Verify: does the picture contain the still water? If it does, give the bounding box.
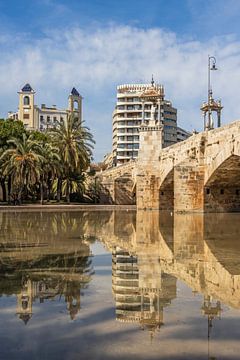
[0,210,240,360]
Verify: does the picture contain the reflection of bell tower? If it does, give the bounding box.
[16,279,33,325]
[65,282,81,320]
[68,87,82,122]
[18,83,36,129]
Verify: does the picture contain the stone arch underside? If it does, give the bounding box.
[159,169,174,210]
[204,155,240,212]
[114,176,135,205]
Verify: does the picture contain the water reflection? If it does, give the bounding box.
[0,211,109,324]
[97,211,240,334]
[0,210,240,358]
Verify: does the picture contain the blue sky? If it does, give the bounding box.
[1,0,240,160]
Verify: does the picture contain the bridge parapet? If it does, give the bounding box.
[99,120,240,212]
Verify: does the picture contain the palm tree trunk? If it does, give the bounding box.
[17,186,23,205]
[7,176,11,204]
[1,177,7,202]
[0,178,7,202]
[66,179,70,204]
[57,177,62,202]
[47,174,52,202]
[40,178,44,205]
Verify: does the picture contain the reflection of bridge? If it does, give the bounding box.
[99,120,240,212]
[94,211,240,312]
[1,210,240,329]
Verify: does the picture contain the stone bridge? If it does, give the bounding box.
[99,120,240,212]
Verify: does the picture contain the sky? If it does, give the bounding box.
[1,0,240,161]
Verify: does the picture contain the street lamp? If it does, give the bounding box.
[207,56,218,130]
[201,55,223,130]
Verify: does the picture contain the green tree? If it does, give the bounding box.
[48,113,94,203]
[0,134,44,204]
[39,142,61,204]
[0,119,26,202]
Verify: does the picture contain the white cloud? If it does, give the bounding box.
[1,25,240,160]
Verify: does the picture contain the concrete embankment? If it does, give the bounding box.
[0,204,136,212]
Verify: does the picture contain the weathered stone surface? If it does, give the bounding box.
[99,120,240,212]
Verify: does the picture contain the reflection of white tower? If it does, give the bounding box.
[112,247,176,337]
[16,279,34,325]
[68,87,82,122]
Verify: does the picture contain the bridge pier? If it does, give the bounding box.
[137,173,160,210]
[174,163,204,212]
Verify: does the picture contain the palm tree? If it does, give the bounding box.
[48,113,94,203]
[0,134,44,204]
[0,147,7,202]
[39,142,61,204]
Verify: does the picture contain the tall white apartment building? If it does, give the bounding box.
[112,80,190,166]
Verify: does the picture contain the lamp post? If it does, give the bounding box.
[207,55,218,130]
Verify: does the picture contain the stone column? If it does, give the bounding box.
[157,99,161,124]
[137,124,163,210]
[174,162,205,212]
[217,110,221,128]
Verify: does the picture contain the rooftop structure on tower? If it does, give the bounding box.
[8,84,83,130]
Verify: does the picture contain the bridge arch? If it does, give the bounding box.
[204,154,240,212]
[114,175,135,205]
[159,169,174,210]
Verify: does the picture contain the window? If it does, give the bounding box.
[206,188,210,195]
[47,116,50,123]
[236,189,240,195]
[74,100,79,110]
[53,117,57,123]
[60,117,64,123]
[118,105,125,110]
[40,115,44,122]
[23,114,29,119]
[220,189,224,195]
[23,96,30,105]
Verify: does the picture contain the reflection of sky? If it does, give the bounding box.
[1,212,240,359]
[1,275,240,360]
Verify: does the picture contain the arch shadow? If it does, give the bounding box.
[204,155,240,212]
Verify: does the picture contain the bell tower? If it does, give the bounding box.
[18,83,36,129]
[68,87,82,122]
